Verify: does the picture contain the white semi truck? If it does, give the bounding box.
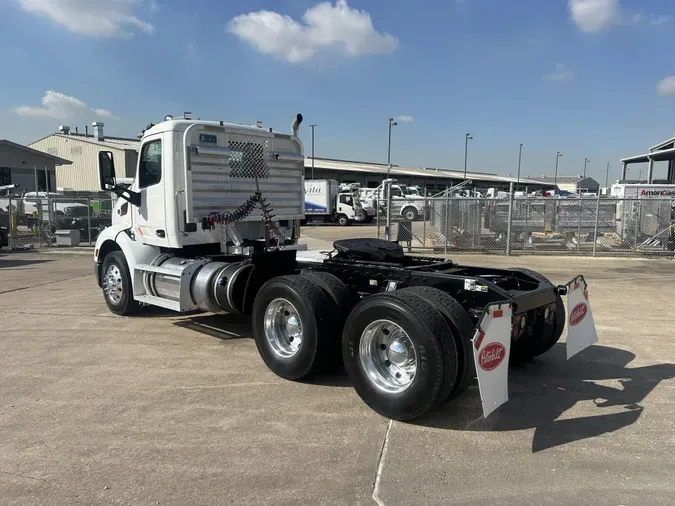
[304,179,374,226]
[93,113,598,421]
[361,183,429,221]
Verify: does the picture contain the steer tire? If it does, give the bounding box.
[101,251,140,316]
[252,275,338,380]
[402,207,418,222]
[395,286,475,401]
[342,291,459,421]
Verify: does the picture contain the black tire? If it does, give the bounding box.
[402,207,418,222]
[342,291,459,421]
[508,268,566,363]
[100,251,140,316]
[300,271,355,320]
[300,271,356,370]
[337,214,350,227]
[252,275,339,380]
[510,295,565,363]
[396,286,475,401]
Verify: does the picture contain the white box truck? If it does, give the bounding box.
[304,179,374,226]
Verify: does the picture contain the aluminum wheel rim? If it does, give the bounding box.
[359,320,417,394]
[263,298,303,358]
[103,264,123,305]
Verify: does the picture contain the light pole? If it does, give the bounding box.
[516,143,524,191]
[309,124,317,180]
[554,152,563,194]
[463,133,473,181]
[605,162,611,189]
[582,157,590,193]
[387,117,397,176]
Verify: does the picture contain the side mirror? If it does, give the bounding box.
[98,151,116,190]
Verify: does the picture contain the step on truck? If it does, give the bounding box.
[93,113,598,421]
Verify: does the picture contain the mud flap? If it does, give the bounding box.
[565,276,598,360]
[472,303,513,418]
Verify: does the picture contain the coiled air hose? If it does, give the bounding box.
[201,191,281,246]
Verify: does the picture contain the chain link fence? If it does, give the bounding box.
[0,196,114,250]
[377,195,675,258]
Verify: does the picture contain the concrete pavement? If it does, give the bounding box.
[1,231,674,505]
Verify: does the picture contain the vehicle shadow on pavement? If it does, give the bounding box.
[0,256,54,268]
[420,344,675,453]
[173,313,252,340]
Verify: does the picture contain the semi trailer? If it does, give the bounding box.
[93,113,598,420]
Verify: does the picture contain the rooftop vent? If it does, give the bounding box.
[92,122,104,141]
[59,125,71,135]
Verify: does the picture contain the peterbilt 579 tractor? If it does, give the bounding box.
[93,113,598,421]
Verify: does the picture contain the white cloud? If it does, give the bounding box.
[569,0,670,33]
[568,0,620,33]
[228,0,398,63]
[657,77,675,97]
[18,0,154,37]
[543,63,575,82]
[13,91,116,119]
[395,115,414,123]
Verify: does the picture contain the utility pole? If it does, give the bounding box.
[554,151,563,193]
[516,143,524,192]
[463,133,473,181]
[309,124,317,180]
[387,117,397,176]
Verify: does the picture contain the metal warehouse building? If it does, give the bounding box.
[27,123,551,193]
[29,123,139,192]
[0,139,71,193]
[306,157,552,193]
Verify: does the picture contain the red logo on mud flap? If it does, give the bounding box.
[569,303,588,326]
[479,342,506,371]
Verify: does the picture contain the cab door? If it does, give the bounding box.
[133,134,167,245]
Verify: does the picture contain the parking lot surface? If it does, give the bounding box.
[1,228,674,505]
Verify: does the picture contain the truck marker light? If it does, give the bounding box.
[474,329,485,350]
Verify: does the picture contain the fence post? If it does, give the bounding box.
[8,197,13,250]
[385,184,393,241]
[592,195,600,257]
[422,195,427,248]
[506,182,514,255]
[635,199,641,252]
[577,198,582,251]
[37,199,42,248]
[376,198,380,240]
[87,197,92,247]
[444,187,450,255]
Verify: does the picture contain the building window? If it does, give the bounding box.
[0,167,10,186]
[139,140,162,188]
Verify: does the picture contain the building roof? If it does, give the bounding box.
[622,146,675,164]
[307,157,555,186]
[650,135,675,152]
[0,139,72,165]
[30,133,140,151]
[527,175,598,184]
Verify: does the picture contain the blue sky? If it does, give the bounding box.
[1,0,674,182]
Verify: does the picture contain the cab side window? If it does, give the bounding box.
[139,140,162,188]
